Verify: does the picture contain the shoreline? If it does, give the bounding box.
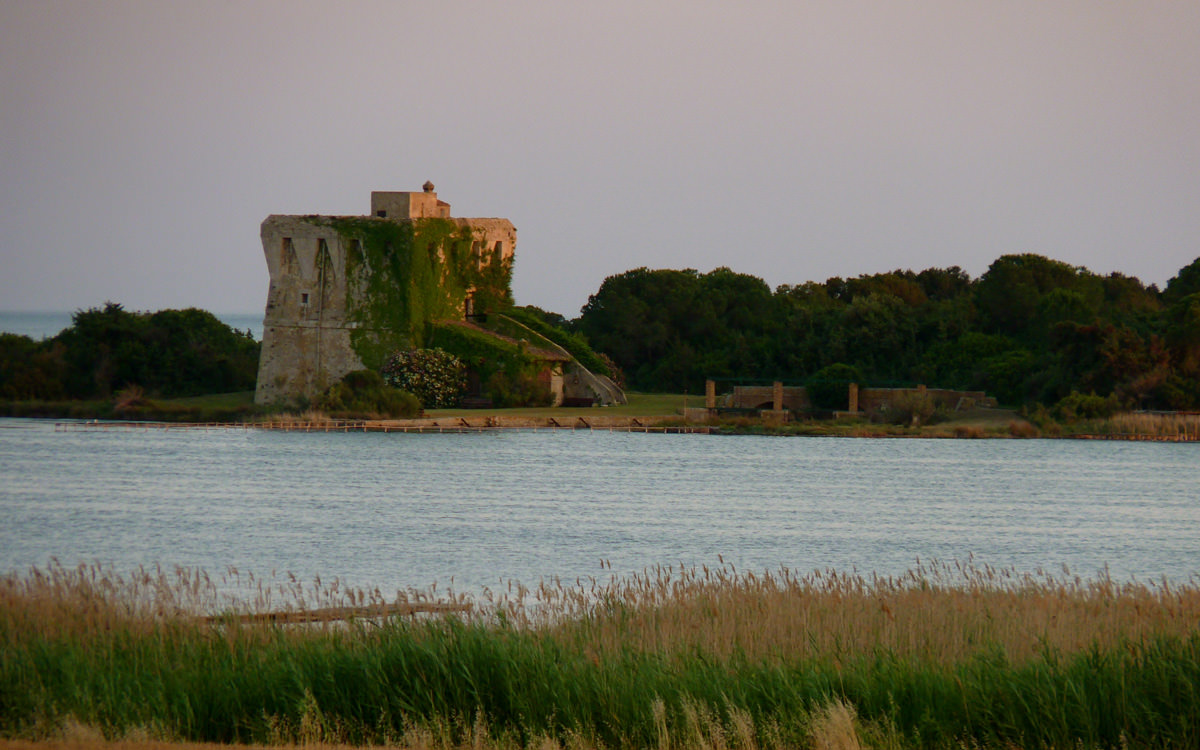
[42,414,1200,441]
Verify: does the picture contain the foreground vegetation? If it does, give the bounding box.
[3,560,1199,749]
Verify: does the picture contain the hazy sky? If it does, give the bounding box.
[3,1,1198,318]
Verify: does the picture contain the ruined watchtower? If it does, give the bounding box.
[255,185,515,404]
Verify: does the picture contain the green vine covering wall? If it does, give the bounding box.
[493,309,611,376]
[310,217,513,370]
[427,323,554,407]
[427,323,538,384]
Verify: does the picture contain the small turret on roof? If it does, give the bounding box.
[371,183,451,219]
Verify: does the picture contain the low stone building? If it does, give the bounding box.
[255,184,516,404]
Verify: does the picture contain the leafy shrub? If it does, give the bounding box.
[880,391,946,426]
[1008,420,1040,438]
[1155,374,1200,411]
[0,334,67,400]
[597,352,626,389]
[316,370,420,418]
[113,384,149,412]
[1020,403,1062,435]
[1052,390,1121,422]
[806,363,864,410]
[380,349,467,409]
[485,370,554,408]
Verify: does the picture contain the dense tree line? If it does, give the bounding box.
[0,303,260,401]
[571,254,1200,409]
[4,254,1197,412]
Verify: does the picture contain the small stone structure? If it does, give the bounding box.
[255,185,515,404]
[717,381,995,418]
[726,384,810,413]
[858,385,993,413]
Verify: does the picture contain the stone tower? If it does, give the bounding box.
[255,186,515,405]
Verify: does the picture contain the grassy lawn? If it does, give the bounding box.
[159,391,256,409]
[428,392,691,419]
[0,392,259,422]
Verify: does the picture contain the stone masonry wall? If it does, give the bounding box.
[726,383,993,414]
[256,216,357,404]
[858,387,993,412]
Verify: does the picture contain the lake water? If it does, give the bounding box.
[0,311,263,341]
[2,418,1196,598]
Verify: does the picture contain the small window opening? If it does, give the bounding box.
[300,293,310,305]
[376,210,387,218]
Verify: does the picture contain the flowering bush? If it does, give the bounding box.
[381,348,467,409]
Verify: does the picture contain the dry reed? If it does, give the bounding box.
[7,557,1199,666]
[490,557,1200,668]
[5,559,1200,748]
[1099,412,1200,438]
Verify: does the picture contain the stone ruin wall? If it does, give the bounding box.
[725,383,995,414]
[727,385,810,411]
[857,387,994,412]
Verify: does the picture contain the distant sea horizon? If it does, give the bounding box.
[0,310,264,342]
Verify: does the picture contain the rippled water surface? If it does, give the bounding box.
[1,418,1196,591]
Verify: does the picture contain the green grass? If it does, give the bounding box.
[158,391,256,410]
[4,561,1200,748]
[0,392,258,422]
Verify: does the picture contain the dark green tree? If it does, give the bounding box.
[1163,257,1200,305]
[806,363,864,411]
[50,303,259,399]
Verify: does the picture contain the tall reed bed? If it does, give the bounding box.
[1098,412,1200,438]
[3,559,1199,749]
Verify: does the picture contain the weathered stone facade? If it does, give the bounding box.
[255,186,515,405]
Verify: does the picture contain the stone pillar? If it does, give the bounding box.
[705,379,716,410]
[772,381,783,411]
[848,382,859,413]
